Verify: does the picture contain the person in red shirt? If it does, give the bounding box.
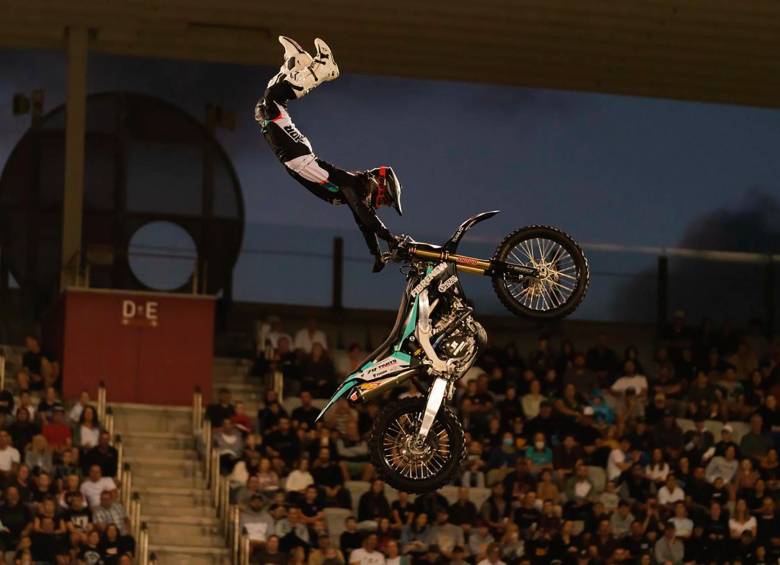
[41,406,72,455]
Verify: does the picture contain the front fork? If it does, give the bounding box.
[418,376,456,440]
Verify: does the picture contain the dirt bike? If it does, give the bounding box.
[316,211,589,493]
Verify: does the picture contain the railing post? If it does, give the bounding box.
[766,256,775,337]
[121,464,132,509]
[0,355,5,392]
[97,382,106,423]
[241,528,250,565]
[105,407,114,440]
[232,505,240,564]
[115,436,123,484]
[193,386,203,435]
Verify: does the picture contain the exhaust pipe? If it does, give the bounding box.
[349,369,418,403]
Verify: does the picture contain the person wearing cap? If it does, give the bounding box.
[654,521,684,565]
[714,424,740,457]
[239,493,274,549]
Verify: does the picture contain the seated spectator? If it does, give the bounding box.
[21,336,54,391]
[682,414,715,464]
[339,516,363,557]
[657,474,685,507]
[390,491,414,531]
[73,405,100,450]
[553,434,585,481]
[447,487,477,535]
[734,458,760,496]
[357,479,390,523]
[729,498,758,540]
[290,391,319,431]
[401,513,431,555]
[521,379,545,420]
[8,407,37,457]
[41,407,71,455]
[740,413,773,462]
[335,421,371,481]
[81,431,118,478]
[24,435,52,474]
[645,448,671,486]
[670,501,694,539]
[654,522,684,565]
[80,465,116,509]
[0,386,14,427]
[652,412,684,460]
[285,457,313,496]
[611,359,648,396]
[0,429,21,479]
[477,542,506,565]
[30,515,67,563]
[255,533,287,565]
[230,401,252,436]
[277,506,311,552]
[606,437,632,482]
[525,432,552,473]
[92,490,129,535]
[349,533,384,565]
[30,472,55,511]
[264,416,301,463]
[427,508,464,561]
[206,388,235,429]
[298,485,324,526]
[36,387,60,425]
[99,523,135,563]
[62,491,92,540]
[487,432,520,470]
[480,483,511,536]
[239,493,274,550]
[564,352,598,399]
[0,486,33,550]
[68,390,91,424]
[294,318,328,354]
[214,419,244,474]
[311,448,350,509]
[300,342,336,397]
[706,445,739,484]
[536,469,560,503]
[256,457,280,493]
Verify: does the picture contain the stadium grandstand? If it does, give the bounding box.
[2,1,780,565]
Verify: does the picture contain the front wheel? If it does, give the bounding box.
[369,397,465,494]
[491,225,589,320]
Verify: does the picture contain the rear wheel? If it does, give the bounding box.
[369,397,465,494]
[491,225,589,319]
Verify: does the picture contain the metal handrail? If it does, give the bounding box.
[0,354,5,391]
[238,527,251,565]
[115,435,123,485]
[120,463,132,510]
[192,386,203,434]
[97,382,107,423]
[138,522,150,565]
[105,407,115,440]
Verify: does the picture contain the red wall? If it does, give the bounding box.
[56,289,214,405]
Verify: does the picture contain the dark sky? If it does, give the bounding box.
[1,48,779,315]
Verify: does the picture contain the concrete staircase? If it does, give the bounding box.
[213,358,261,414]
[112,404,230,565]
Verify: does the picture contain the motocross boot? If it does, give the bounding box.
[268,36,339,98]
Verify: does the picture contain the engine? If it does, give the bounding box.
[432,309,487,377]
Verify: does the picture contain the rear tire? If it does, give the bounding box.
[491,225,589,320]
[369,397,465,494]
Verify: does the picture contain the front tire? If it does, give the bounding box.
[369,397,465,494]
[491,225,589,320]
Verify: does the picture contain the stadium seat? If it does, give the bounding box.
[587,466,606,494]
[345,480,371,512]
[468,487,492,509]
[704,420,724,438]
[324,507,352,541]
[439,485,459,505]
[486,467,509,487]
[727,421,750,443]
[283,396,302,414]
[676,418,695,433]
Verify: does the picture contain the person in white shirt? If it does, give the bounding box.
[521,379,546,420]
[657,475,685,507]
[80,464,117,508]
[607,437,632,481]
[645,448,671,485]
[68,390,91,423]
[0,431,20,475]
[477,542,507,565]
[729,499,758,539]
[669,502,694,539]
[349,534,386,565]
[611,360,648,396]
[285,458,314,493]
[294,318,328,353]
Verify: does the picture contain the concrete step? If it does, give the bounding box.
[123,446,198,461]
[121,432,195,451]
[150,545,230,565]
[145,517,223,546]
[125,462,202,481]
[111,404,193,434]
[211,373,254,385]
[133,474,207,489]
[136,486,213,507]
[143,503,217,518]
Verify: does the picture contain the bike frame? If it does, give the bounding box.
[316,210,516,428]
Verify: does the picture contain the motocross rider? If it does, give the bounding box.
[255,36,403,272]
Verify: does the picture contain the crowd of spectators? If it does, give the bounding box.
[210,312,780,564]
[0,337,130,564]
